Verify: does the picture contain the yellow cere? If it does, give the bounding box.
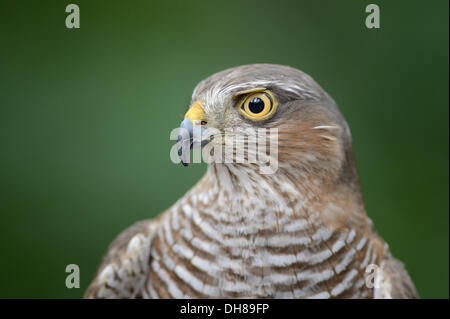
[184,100,207,124]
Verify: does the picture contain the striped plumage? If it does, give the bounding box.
[85,64,417,299]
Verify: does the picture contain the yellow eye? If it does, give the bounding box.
[239,90,277,121]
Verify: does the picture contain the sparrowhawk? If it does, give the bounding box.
[85,64,418,299]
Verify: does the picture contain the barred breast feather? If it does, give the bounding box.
[85,164,417,299]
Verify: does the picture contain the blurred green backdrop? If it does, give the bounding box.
[0,0,448,298]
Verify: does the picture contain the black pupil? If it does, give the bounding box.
[248,97,265,114]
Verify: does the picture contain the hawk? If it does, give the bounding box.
[85,64,418,298]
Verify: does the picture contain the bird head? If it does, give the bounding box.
[177,64,357,187]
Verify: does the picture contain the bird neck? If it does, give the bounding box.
[196,163,317,224]
[191,162,368,233]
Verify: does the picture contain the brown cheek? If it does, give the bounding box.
[276,120,344,172]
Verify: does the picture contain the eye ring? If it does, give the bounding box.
[239,90,277,121]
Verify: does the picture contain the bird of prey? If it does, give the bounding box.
[85,64,417,299]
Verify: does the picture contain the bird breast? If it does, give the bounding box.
[145,166,379,298]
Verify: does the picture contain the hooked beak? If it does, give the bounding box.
[177,101,208,166]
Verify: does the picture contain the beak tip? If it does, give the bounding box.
[177,118,194,165]
[177,114,209,167]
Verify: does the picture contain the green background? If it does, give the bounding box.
[0,0,448,298]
